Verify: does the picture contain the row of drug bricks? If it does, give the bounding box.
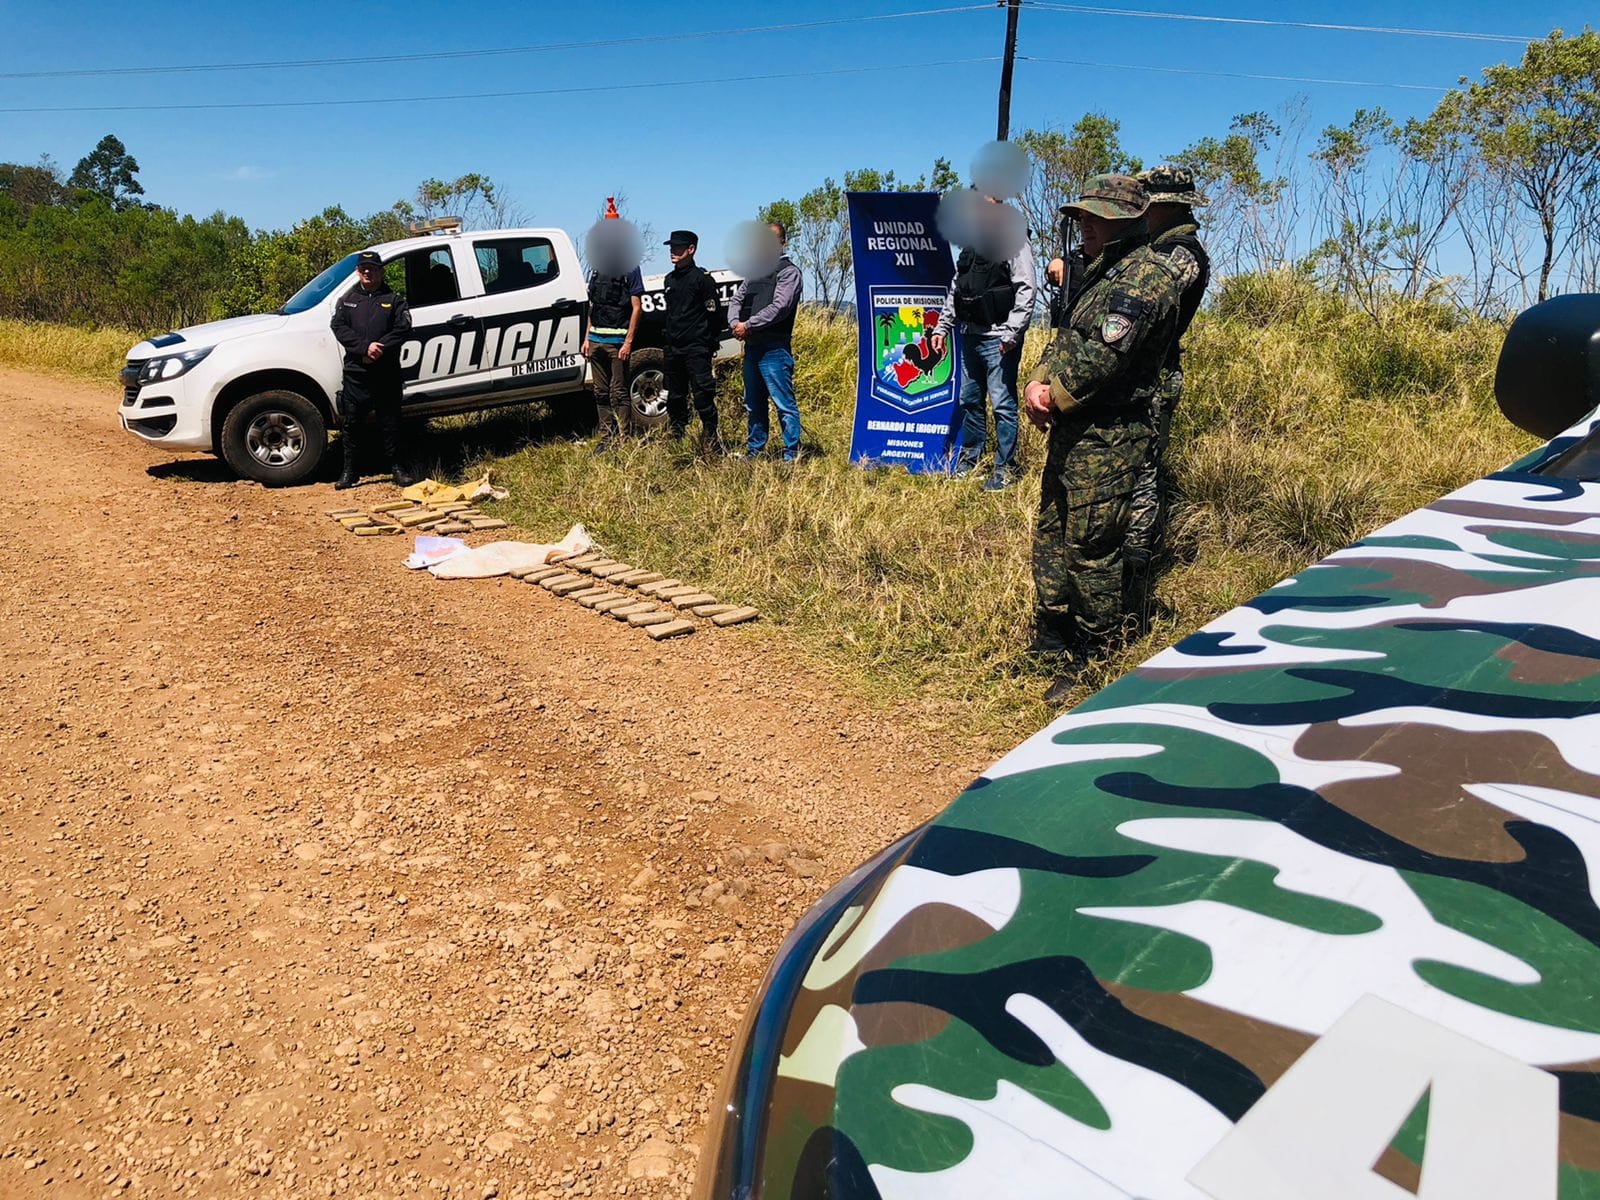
[326,500,508,535]
[516,551,760,642]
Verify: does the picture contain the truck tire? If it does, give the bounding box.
[624,348,671,433]
[219,389,327,486]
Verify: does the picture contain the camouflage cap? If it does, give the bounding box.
[1059,174,1149,221]
[1138,164,1209,207]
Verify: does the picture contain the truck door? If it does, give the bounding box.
[468,234,586,398]
[389,243,486,407]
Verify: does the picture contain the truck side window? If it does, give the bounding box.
[476,237,559,296]
[396,247,460,308]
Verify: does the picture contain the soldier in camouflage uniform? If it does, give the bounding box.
[1023,175,1184,702]
[1124,165,1211,588]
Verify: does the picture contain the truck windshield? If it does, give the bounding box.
[278,252,359,315]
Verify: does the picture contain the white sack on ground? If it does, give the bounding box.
[425,523,593,579]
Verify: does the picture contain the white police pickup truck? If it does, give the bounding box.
[118,224,741,485]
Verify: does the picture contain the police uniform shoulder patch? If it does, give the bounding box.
[1166,244,1201,289]
[1101,291,1149,348]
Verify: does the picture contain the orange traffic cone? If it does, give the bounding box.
[603,196,620,220]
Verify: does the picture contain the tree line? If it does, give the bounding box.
[2,30,1595,333]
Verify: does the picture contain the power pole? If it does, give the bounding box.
[996,0,1022,141]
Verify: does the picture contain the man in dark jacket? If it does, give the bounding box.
[727,221,804,461]
[330,250,414,489]
[1023,175,1184,702]
[661,230,723,446]
[1124,164,1211,577]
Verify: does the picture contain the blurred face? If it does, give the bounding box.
[355,262,383,288]
[769,223,786,248]
[670,243,696,265]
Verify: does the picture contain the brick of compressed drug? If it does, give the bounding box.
[427,501,473,513]
[522,566,566,583]
[711,606,760,627]
[352,525,388,536]
[590,562,634,579]
[468,518,508,530]
[327,508,365,519]
[636,578,681,596]
[611,602,658,619]
[593,596,638,613]
[656,585,702,600]
[689,604,737,617]
[577,591,625,609]
[434,521,470,534]
[566,585,612,601]
[552,580,602,597]
[627,610,675,627]
[670,592,718,609]
[614,570,662,586]
[370,501,412,514]
[645,619,696,641]
[397,510,440,527]
[565,552,605,568]
[540,574,585,591]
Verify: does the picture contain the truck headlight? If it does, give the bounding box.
[138,346,212,383]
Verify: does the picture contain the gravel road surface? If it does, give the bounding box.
[0,370,990,1198]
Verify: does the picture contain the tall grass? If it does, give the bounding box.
[3,282,1531,742]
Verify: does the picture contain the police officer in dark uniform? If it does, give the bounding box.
[331,250,415,489]
[661,230,723,446]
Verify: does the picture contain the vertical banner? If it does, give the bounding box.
[846,191,962,472]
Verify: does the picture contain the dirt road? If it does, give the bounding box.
[0,370,990,1198]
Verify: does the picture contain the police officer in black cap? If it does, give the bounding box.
[331,250,415,488]
[661,230,723,446]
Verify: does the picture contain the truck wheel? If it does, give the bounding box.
[625,348,671,433]
[220,389,327,486]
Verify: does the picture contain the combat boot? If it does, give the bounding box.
[335,434,360,490]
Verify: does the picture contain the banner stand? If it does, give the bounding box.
[845,192,964,473]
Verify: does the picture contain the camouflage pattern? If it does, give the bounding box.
[699,406,1600,1199]
[1059,173,1150,222]
[1029,232,1183,654]
[1139,163,1211,208]
[1125,365,1184,572]
[1127,219,1210,569]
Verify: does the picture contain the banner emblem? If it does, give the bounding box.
[870,287,955,411]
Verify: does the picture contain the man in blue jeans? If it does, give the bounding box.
[931,203,1038,490]
[728,222,804,462]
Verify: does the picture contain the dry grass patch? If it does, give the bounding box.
[0,318,137,381]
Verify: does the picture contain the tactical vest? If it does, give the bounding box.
[587,273,632,334]
[737,257,798,347]
[1150,225,1210,369]
[953,249,1017,328]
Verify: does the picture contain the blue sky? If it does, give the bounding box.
[2,1,1592,272]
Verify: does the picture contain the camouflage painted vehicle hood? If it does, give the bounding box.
[701,409,1600,1199]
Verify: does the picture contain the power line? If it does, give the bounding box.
[1023,2,1537,45]
[1020,53,1450,92]
[0,57,1002,114]
[0,4,993,81]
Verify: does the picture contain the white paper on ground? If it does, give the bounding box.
[404,536,469,570]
